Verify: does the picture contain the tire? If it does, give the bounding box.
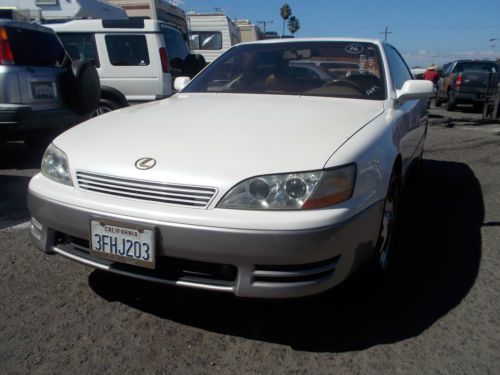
[183,54,207,78]
[61,61,100,115]
[446,90,456,111]
[372,173,400,272]
[93,98,122,117]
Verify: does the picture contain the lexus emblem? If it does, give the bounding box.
[135,157,156,170]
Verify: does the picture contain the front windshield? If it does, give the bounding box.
[184,41,386,100]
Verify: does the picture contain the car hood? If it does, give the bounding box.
[55,93,384,192]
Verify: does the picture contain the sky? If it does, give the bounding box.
[178,0,500,68]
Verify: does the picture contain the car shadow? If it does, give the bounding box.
[0,142,44,170]
[0,174,32,229]
[89,159,483,352]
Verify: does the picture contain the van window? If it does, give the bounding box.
[57,33,99,67]
[105,35,149,66]
[6,27,66,67]
[161,26,189,66]
[189,32,222,50]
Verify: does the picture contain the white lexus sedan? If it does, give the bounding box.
[28,38,433,298]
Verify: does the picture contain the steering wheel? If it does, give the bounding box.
[322,79,364,94]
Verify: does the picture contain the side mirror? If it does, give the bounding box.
[174,76,191,91]
[396,80,434,103]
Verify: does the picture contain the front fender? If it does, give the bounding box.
[324,110,398,215]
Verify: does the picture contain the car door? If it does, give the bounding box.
[385,45,428,174]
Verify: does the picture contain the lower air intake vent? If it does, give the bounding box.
[253,256,340,283]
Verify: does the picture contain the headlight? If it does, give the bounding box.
[218,164,356,210]
[41,143,73,186]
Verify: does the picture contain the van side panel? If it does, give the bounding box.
[95,33,168,101]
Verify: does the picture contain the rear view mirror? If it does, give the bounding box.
[396,80,434,103]
[174,76,191,91]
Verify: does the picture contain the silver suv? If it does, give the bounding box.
[48,19,206,114]
[0,20,99,148]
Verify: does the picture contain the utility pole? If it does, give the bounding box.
[379,26,393,41]
[256,20,273,33]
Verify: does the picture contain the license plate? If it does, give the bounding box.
[31,82,54,99]
[90,220,155,269]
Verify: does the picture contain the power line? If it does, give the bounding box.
[256,20,273,33]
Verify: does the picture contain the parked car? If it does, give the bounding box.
[47,19,206,115]
[410,68,426,79]
[28,38,433,298]
[435,59,499,111]
[0,20,99,148]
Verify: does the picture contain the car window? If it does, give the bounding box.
[105,35,149,66]
[189,32,223,50]
[161,26,189,66]
[384,46,412,90]
[5,27,66,67]
[57,33,99,67]
[456,62,497,73]
[184,41,386,100]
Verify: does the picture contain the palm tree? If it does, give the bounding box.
[288,16,300,36]
[280,3,292,37]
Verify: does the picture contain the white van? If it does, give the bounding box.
[48,19,205,114]
[187,14,240,63]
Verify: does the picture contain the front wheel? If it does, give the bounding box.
[373,174,400,272]
[446,91,456,111]
[93,99,122,117]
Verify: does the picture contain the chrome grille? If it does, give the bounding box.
[76,171,217,208]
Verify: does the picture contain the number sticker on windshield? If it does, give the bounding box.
[345,44,364,54]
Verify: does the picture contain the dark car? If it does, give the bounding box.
[0,20,99,148]
[435,60,499,111]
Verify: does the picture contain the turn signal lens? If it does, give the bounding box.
[303,165,356,209]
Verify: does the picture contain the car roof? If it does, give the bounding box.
[239,37,384,47]
[46,19,175,33]
[0,19,56,34]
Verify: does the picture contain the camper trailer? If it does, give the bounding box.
[235,19,262,43]
[1,0,127,22]
[187,13,240,63]
[108,0,188,36]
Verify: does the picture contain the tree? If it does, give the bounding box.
[280,3,292,37]
[287,16,300,36]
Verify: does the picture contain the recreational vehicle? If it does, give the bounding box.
[235,19,262,42]
[187,13,241,63]
[1,0,127,22]
[108,0,188,36]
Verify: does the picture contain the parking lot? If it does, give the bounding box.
[1,106,499,374]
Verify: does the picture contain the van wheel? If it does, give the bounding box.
[93,99,121,116]
[372,174,400,272]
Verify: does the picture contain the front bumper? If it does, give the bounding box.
[28,190,383,298]
[454,90,487,104]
